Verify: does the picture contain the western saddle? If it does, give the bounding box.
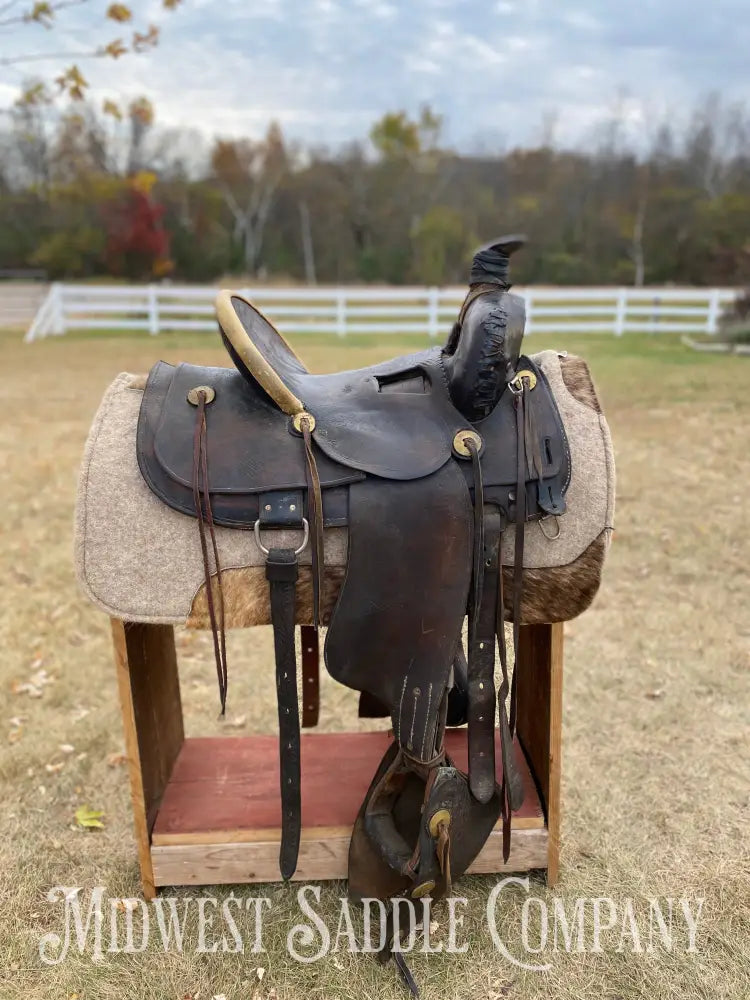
[136,238,570,991]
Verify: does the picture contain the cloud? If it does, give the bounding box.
[3,0,749,150]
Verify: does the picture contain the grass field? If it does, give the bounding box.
[1,326,749,1000]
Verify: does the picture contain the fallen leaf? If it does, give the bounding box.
[225,715,247,728]
[75,805,105,830]
[71,708,90,723]
[256,967,265,981]
[107,751,127,767]
[45,762,65,774]
[76,752,88,761]
[645,689,665,699]
[59,744,75,754]
[9,716,24,728]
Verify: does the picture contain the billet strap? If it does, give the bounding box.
[266,548,302,880]
[300,625,319,728]
[466,506,502,805]
[191,391,228,713]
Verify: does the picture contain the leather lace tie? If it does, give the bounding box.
[192,390,228,713]
[495,376,532,861]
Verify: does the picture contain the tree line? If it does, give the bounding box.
[1,96,749,286]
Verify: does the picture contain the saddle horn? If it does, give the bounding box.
[443,235,527,422]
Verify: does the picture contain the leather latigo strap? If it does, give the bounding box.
[467,506,503,805]
[266,547,302,880]
[300,625,319,728]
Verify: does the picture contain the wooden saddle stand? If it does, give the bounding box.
[96,239,610,994]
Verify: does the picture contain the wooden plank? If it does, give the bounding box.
[151,828,549,887]
[547,622,564,886]
[111,619,184,899]
[152,731,544,844]
[514,621,564,886]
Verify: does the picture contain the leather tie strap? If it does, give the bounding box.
[465,436,485,650]
[192,392,228,713]
[494,378,531,862]
[266,547,302,880]
[510,382,529,736]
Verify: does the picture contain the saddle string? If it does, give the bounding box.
[301,417,324,629]
[496,519,513,861]
[510,381,529,737]
[192,392,228,713]
[494,376,533,860]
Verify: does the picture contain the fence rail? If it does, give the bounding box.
[24,283,738,342]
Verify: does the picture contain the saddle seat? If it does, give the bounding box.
[138,292,569,528]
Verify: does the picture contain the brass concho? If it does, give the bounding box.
[411,879,436,899]
[509,369,537,393]
[187,385,216,405]
[291,410,316,433]
[452,429,483,459]
[428,808,451,838]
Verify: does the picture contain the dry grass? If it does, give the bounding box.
[1,326,749,1000]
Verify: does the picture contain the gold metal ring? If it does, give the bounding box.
[428,808,451,838]
[509,369,537,393]
[292,410,316,433]
[452,429,482,458]
[187,385,216,405]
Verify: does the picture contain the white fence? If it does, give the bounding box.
[24,282,738,342]
[1,281,50,328]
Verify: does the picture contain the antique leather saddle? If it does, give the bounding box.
[137,239,570,990]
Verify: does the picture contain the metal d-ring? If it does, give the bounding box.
[254,517,309,556]
[538,514,561,540]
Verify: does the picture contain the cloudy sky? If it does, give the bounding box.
[3,0,749,150]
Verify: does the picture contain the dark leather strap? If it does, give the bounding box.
[467,506,502,804]
[300,625,319,728]
[266,548,301,880]
[191,392,228,712]
[301,418,324,627]
[494,379,532,862]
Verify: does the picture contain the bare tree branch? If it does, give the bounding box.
[0,0,89,29]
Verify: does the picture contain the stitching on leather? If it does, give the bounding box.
[408,688,420,750]
[420,682,433,758]
[396,675,408,742]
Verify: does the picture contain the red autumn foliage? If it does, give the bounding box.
[103,187,172,279]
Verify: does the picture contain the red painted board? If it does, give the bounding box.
[152,730,543,839]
